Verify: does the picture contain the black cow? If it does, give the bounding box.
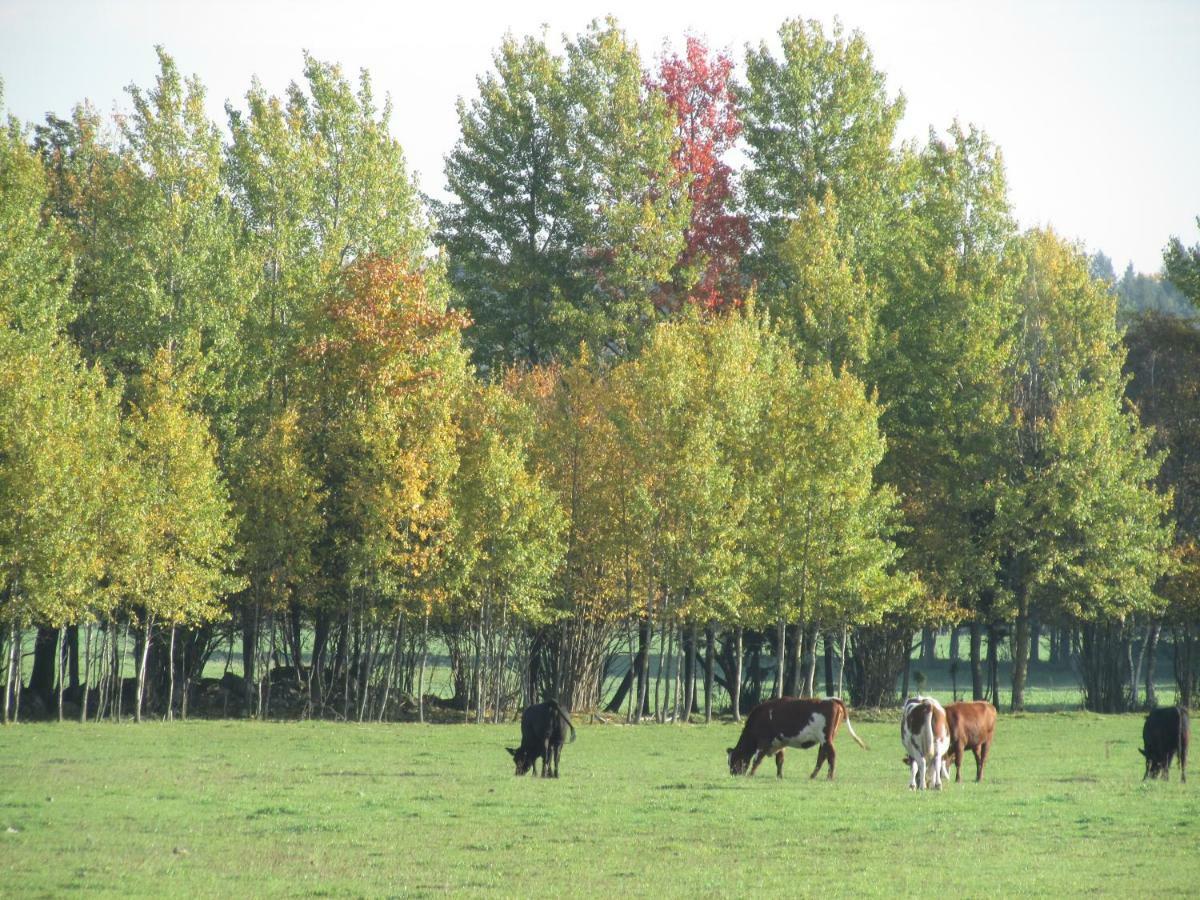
[507,700,576,777]
[1140,706,1189,782]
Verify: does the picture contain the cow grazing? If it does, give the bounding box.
[1140,706,1189,783]
[507,700,576,778]
[944,700,997,783]
[901,697,950,790]
[726,697,868,780]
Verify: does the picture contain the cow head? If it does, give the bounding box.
[507,746,534,776]
[727,746,752,776]
[1139,747,1168,780]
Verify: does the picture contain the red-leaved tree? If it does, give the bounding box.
[651,36,748,312]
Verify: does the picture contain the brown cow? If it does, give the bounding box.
[944,700,997,783]
[726,697,868,779]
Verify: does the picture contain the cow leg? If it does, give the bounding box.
[809,744,826,779]
[931,753,943,790]
[775,751,785,779]
[748,749,767,777]
[1180,744,1187,783]
[825,743,837,780]
[541,739,552,778]
[974,744,987,782]
[909,757,920,790]
[953,747,964,783]
[1164,752,1173,781]
[552,742,562,778]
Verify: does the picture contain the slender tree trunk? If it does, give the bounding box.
[117,621,128,723]
[57,625,66,722]
[803,625,819,698]
[774,618,786,699]
[921,627,936,662]
[970,622,984,701]
[1011,589,1030,712]
[1145,622,1161,708]
[135,615,153,724]
[1030,620,1042,664]
[654,616,669,722]
[634,616,651,722]
[783,622,801,697]
[824,633,834,697]
[81,623,92,724]
[167,625,176,722]
[417,612,429,724]
[733,626,744,721]
[704,623,714,723]
[837,625,848,699]
[1130,627,1146,710]
[949,627,961,664]
[4,622,17,725]
[987,625,1001,705]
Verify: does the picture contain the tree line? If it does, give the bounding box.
[2,17,1199,724]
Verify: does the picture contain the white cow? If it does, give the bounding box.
[900,696,950,790]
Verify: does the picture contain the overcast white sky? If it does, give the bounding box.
[2,0,1197,272]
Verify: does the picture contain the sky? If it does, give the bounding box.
[1,0,1197,273]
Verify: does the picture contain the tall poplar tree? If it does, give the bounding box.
[439,19,689,367]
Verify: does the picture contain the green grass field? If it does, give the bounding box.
[2,713,1198,897]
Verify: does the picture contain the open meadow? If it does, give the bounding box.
[1,713,1197,897]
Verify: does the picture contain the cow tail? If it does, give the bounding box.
[837,699,868,750]
[560,703,577,743]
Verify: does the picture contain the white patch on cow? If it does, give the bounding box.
[767,712,827,754]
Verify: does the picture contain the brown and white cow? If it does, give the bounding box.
[726,697,868,779]
[943,700,997,783]
[900,696,950,790]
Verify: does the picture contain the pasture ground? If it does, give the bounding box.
[1,712,1197,896]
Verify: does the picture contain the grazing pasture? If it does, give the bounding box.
[1,713,1197,896]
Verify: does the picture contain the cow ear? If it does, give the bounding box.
[726,747,734,754]
[506,747,516,757]
[1138,748,1147,757]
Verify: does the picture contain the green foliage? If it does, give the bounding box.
[439,19,689,366]
[874,123,1017,612]
[448,383,565,623]
[0,109,74,334]
[121,351,242,627]
[741,17,904,286]
[0,331,124,627]
[66,49,256,446]
[993,230,1172,623]
[225,52,429,420]
[765,192,879,372]
[1162,216,1200,309]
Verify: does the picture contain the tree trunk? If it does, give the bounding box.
[803,625,818,697]
[1011,588,1030,712]
[774,618,786,699]
[920,627,936,662]
[135,616,153,723]
[1145,622,1161,708]
[166,625,177,721]
[1030,620,1041,664]
[970,622,984,701]
[634,616,651,722]
[949,627,960,663]
[417,612,430,724]
[987,625,1001,705]
[29,626,59,703]
[703,624,715,723]
[81,623,92,724]
[67,625,80,693]
[823,633,834,697]
[681,621,696,720]
[784,622,802,697]
[733,626,743,721]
